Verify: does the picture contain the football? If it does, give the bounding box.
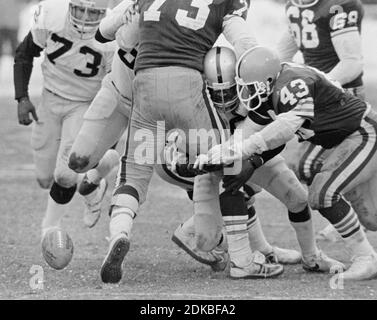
[41,228,74,270]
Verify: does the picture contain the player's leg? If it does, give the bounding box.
[31,90,61,190]
[345,175,377,232]
[250,156,344,272]
[220,190,284,279]
[32,91,63,236]
[69,78,129,227]
[69,76,129,173]
[155,145,230,269]
[101,70,163,284]
[309,113,377,280]
[317,85,367,241]
[42,100,88,236]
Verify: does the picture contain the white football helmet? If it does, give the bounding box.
[69,0,109,39]
[291,0,319,8]
[204,46,238,113]
[235,46,281,113]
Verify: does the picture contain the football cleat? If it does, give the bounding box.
[230,251,284,279]
[82,178,108,228]
[100,232,130,284]
[210,245,230,272]
[342,254,377,281]
[265,246,302,265]
[302,250,345,273]
[172,224,227,269]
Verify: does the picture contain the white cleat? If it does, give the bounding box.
[230,251,284,279]
[342,254,377,281]
[302,250,345,273]
[100,232,130,284]
[172,224,228,270]
[265,246,302,265]
[83,178,108,228]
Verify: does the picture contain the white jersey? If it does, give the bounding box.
[108,45,136,102]
[31,0,115,102]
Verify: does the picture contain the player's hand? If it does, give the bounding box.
[194,154,210,171]
[175,163,204,177]
[222,157,263,194]
[122,2,139,25]
[17,97,38,126]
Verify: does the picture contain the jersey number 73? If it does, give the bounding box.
[47,33,102,78]
[143,0,214,31]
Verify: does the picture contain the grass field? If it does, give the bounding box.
[1,0,377,301]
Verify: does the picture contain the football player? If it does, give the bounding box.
[195,46,377,281]
[14,0,117,236]
[277,0,365,240]
[174,46,343,278]
[100,0,290,284]
[69,0,229,268]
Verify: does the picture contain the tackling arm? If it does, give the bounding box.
[199,111,305,168]
[242,112,305,157]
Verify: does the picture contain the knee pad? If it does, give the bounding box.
[50,182,77,205]
[68,152,91,173]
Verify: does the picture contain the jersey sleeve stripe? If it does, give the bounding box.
[331,27,359,38]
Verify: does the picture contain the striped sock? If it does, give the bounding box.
[320,199,375,257]
[247,206,272,255]
[289,206,318,258]
[224,215,252,267]
[332,208,361,239]
[220,191,252,267]
[319,198,360,238]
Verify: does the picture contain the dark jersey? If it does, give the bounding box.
[285,0,364,88]
[135,0,249,73]
[272,63,367,149]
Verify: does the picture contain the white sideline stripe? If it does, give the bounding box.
[16,291,285,300]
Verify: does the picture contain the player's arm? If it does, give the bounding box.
[276,29,299,62]
[327,2,364,85]
[241,112,305,156]
[96,0,139,43]
[222,0,258,58]
[14,31,43,125]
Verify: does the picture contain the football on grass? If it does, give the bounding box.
[42,227,74,270]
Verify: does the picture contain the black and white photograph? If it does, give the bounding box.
[1,0,377,305]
